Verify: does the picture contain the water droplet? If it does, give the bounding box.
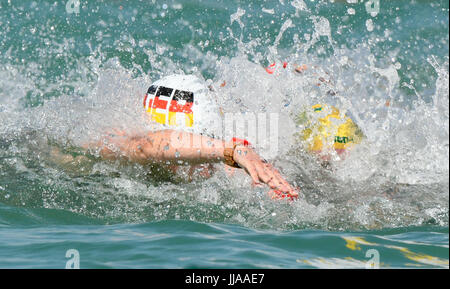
[366,19,374,32]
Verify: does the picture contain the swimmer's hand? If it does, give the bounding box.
[232,145,299,200]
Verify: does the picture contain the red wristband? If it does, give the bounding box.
[232,137,251,147]
[223,138,251,168]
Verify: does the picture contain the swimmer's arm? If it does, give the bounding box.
[90,129,299,198]
[139,130,228,164]
[93,129,226,165]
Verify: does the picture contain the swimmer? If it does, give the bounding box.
[296,103,365,163]
[85,74,299,200]
[262,61,365,160]
[217,61,365,163]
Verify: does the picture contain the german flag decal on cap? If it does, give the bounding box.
[144,85,194,127]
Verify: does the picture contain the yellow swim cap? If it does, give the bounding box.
[297,104,364,156]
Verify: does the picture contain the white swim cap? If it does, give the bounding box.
[143,74,223,137]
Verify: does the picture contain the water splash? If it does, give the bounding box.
[0,0,448,231]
